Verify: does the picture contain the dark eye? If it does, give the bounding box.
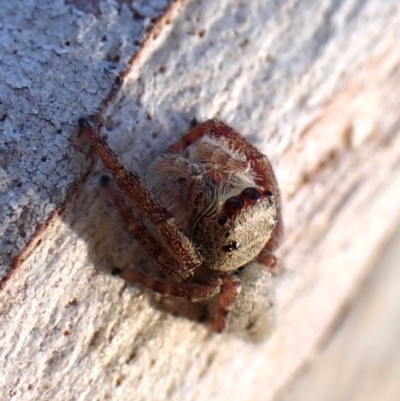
[218,216,228,226]
[242,187,260,201]
[264,190,273,197]
[225,196,244,212]
[222,241,239,252]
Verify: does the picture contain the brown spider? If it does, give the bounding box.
[79,118,283,341]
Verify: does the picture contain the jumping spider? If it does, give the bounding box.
[79,118,283,341]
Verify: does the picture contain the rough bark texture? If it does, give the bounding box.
[1,0,400,400]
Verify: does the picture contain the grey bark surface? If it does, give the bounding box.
[0,0,170,277]
[1,0,400,400]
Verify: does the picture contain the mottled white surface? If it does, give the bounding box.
[1,0,400,400]
[0,0,169,276]
[279,226,400,401]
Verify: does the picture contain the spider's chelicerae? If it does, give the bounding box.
[79,118,283,341]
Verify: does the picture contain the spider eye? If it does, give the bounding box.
[242,187,260,201]
[264,190,273,197]
[225,196,244,212]
[218,216,228,226]
[222,241,239,252]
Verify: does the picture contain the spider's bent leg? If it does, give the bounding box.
[79,119,202,272]
[207,275,241,333]
[208,262,274,341]
[115,268,222,302]
[256,245,283,276]
[101,176,192,282]
[166,120,217,154]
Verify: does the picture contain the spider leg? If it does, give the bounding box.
[209,262,274,341]
[207,275,241,333]
[79,118,202,273]
[101,176,193,282]
[256,245,282,275]
[166,120,217,154]
[115,268,222,302]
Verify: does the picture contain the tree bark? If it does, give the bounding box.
[1,0,400,400]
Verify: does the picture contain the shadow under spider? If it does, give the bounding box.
[62,172,208,325]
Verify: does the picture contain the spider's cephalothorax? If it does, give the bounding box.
[79,118,283,341]
[150,131,278,272]
[192,186,277,272]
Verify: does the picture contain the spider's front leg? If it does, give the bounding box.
[78,118,202,276]
[208,262,274,341]
[100,176,193,282]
